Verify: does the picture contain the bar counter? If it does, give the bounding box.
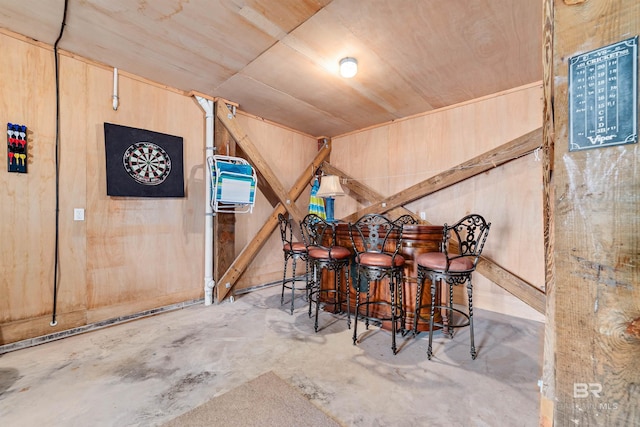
[321,222,444,332]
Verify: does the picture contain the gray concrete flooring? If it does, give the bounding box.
[0,284,544,426]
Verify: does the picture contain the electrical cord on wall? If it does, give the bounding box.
[51,0,69,327]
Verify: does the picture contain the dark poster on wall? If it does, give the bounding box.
[104,123,185,197]
[568,36,638,151]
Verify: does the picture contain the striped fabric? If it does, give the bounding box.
[309,177,326,219]
[208,155,257,213]
[214,163,256,204]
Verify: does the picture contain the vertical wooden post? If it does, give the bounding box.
[547,1,640,425]
[213,107,236,286]
[540,0,556,424]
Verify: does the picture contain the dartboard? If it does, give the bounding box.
[123,142,172,185]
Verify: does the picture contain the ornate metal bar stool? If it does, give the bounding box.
[392,214,419,226]
[349,214,406,354]
[278,213,309,315]
[413,214,490,360]
[300,214,352,332]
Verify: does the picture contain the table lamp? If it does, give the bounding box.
[316,175,345,222]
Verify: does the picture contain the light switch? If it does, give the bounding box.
[74,208,85,221]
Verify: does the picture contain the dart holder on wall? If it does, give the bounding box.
[7,123,28,173]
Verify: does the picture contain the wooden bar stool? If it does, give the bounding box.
[300,214,352,332]
[414,214,490,359]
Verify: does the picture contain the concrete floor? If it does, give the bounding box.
[0,284,544,427]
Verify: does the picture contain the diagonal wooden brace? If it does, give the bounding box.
[321,130,545,314]
[341,127,542,223]
[216,102,308,224]
[213,126,332,302]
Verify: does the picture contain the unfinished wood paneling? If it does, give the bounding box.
[546,0,640,425]
[0,35,58,326]
[0,33,205,343]
[332,84,545,320]
[0,31,322,344]
[84,66,204,315]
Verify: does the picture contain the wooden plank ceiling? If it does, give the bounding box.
[0,0,542,137]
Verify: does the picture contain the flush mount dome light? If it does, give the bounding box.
[339,57,358,78]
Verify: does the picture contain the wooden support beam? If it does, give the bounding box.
[215,204,286,301]
[343,127,543,223]
[321,162,415,219]
[215,102,306,224]
[215,141,332,302]
[213,116,237,284]
[540,0,556,423]
[323,149,545,314]
[475,258,546,314]
[239,145,280,208]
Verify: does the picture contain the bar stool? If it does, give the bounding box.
[392,214,419,226]
[278,213,309,315]
[349,214,406,354]
[414,214,490,360]
[300,214,352,332]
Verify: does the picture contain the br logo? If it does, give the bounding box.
[574,383,602,398]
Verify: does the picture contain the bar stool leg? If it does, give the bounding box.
[467,280,477,359]
[308,261,318,318]
[365,284,371,330]
[427,276,437,360]
[446,281,455,338]
[313,266,324,333]
[390,276,397,355]
[289,256,298,315]
[304,255,310,301]
[396,271,405,334]
[281,255,289,307]
[352,271,361,345]
[352,298,359,344]
[344,269,351,329]
[413,272,424,337]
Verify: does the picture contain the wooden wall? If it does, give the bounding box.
[1,27,547,347]
[0,31,317,345]
[332,84,545,321]
[541,1,640,425]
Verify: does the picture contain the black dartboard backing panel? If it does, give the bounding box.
[104,123,185,197]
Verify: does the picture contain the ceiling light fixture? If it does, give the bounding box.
[339,57,358,78]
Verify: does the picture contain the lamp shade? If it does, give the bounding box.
[316,175,345,198]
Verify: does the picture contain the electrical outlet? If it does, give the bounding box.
[74,208,85,221]
[420,212,426,220]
